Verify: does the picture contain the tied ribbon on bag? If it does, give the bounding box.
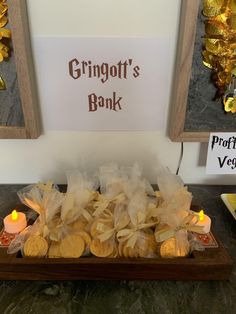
[8,180,63,253]
[117,222,157,249]
[95,220,115,242]
[36,183,66,241]
[116,211,157,249]
[53,191,94,241]
[37,181,64,224]
[93,195,110,217]
[19,182,64,240]
[61,170,99,223]
[95,205,130,242]
[146,203,160,220]
[23,181,54,217]
[155,213,204,243]
[93,192,127,217]
[43,219,71,242]
[61,192,93,224]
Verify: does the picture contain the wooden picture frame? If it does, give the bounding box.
[169,0,236,142]
[169,0,201,142]
[0,0,41,139]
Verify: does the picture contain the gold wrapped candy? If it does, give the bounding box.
[0,0,11,90]
[0,0,10,60]
[202,0,236,112]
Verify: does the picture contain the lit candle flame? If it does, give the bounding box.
[199,210,204,222]
[11,209,18,221]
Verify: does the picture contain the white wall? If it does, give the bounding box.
[0,0,234,184]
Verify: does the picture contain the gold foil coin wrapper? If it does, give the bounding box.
[23,235,48,258]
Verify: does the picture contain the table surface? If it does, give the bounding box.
[0,184,235,314]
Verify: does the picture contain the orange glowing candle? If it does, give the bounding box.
[11,209,18,221]
[199,210,204,221]
[196,209,211,234]
[3,209,27,234]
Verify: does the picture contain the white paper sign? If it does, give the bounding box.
[33,37,172,131]
[206,133,236,174]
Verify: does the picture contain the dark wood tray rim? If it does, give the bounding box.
[0,237,233,281]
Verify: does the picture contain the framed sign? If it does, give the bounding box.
[34,37,170,131]
[0,0,40,139]
[169,0,236,142]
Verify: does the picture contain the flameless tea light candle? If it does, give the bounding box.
[3,209,27,234]
[196,210,211,234]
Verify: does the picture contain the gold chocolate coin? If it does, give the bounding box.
[77,231,91,255]
[90,219,113,238]
[48,241,62,258]
[77,231,91,247]
[24,235,48,257]
[160,237,188,258]
[118,241,125,257]
[69,218,87,232]
[60,234,85,258]
[138,234,157,258]
[124,245,139,258]
[108,245,119,258]
[90,238,114,257]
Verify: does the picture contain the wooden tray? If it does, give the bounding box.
[0,231,233,281]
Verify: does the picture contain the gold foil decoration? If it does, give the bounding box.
[0,0,10,61]
[0,0,11,90]
[223,76,236,112]
[202,0,236,112]
[0,74,6,90]
[224,97,236,112]
[203,0,226,17]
